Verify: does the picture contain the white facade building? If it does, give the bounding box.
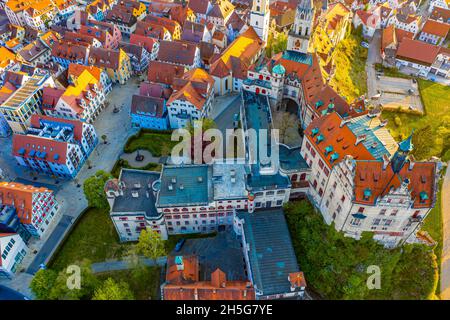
[249,0,270,43]
[0,233,27,279]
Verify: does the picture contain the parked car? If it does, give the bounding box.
[361,41,369,49]
[174,238,186,252]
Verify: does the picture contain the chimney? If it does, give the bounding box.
[382,154,390,170]
[175,256,184,271]
[355,134,366,146]
[211,269,226,288]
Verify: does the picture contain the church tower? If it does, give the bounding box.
[250,0,270,43]
[287,0,315,54]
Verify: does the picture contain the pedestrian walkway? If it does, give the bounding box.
[440,163,450,299]
[91,256,167,273]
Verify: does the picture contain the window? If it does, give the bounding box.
[341,195,345,203]
[350,218,361,226]
[379,209,386,215]
[391,210,398,216]
[373,218,381,226]
[358,207,365,213]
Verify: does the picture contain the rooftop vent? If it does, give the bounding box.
[198,176,203,183]
[179,184,184,190]
[171,177,177,184]
[168,184,173,191]
[131,191,139,198]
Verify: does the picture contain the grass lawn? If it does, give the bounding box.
[382,79,450,160]
[329,25,368,102]
[124,131,177,157]
[49,208,131,271]
[96,266,161,300]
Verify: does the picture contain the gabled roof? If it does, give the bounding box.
[167,81,205,110]
[147,60,186,85]
[158,40,198,66]
[353,160,437,208]
[0,182,52,225]
[396,38,440,66]
[131,95,165,118]
[237,209,302,297]
[188,0,210,15]
[421,19,450,38]
[304,112,375,168]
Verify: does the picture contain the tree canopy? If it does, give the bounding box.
[133,229,166,261]
[92,278,134,300]
[284,200,438,299]
[83,170,113,209]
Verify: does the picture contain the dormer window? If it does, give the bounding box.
[363,188,372,201]
[316,134,324,144]
[419,191,428,203]
[324,145,333,155]
[311,127,319,137]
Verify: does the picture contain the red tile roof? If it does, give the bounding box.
[147,60,186,85]
[430,6,450,23]
[0,182,53,225]
[157,40,198,66]
[304,112,375,168]
[129,33,158,53]
[188,0,210,15]
[12,134,68,165]
[421,19,450,38]
[30,114,85,141]
[42,87,65,111]
[396,38,440,66]
[353,160,437,208]
[164,255,255,300]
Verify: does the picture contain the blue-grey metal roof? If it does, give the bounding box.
[238,209,300,297]
[246,165,291,192]
[282,50,313,66]
[157,165,212,207]
[347,115,392,160]
[279,144,309,172]
[112,169,161,219]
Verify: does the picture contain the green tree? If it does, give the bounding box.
[92,278,134,300]
[284,200,437,300]
[83,170,113,209]
[412,125,433,160]
[30,269,58,300]
[49,260,100,300]
[134,229,166,261]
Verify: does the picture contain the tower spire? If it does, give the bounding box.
[287,0,315,54]
[391,131,414,174]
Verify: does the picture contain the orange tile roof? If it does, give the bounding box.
[167,81,205,110]
[353,160,437,208]
[396,38,440,66]
[0,182,52,225]
[164,255,255,300]
[422,19,450,38]
[304,112,375,168]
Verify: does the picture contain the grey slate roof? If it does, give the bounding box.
[111,169,161,219]
[238,209,300,297]
[157,165,212,207]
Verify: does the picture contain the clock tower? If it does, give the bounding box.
[250,0,270,43]
[287,0,315,54]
